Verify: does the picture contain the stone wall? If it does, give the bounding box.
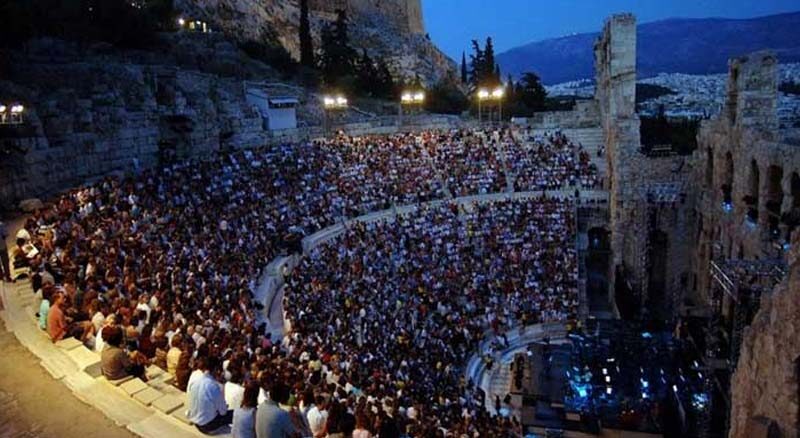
[0,63,268,210]
[595,14,695,319]
[728,231,800,438]
[520,100,600,129]
[689,50,800,438]
[692,51,800,304]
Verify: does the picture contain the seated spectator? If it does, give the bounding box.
[100,325,147,381]
[47,292,68,342]
[232,381,259,438]
[187,355,232,434]
[256,381,298,438]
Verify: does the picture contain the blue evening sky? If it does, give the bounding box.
[422,0,800,60]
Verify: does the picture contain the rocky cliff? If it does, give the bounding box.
[729,230,800,438]
[174,0,456,84]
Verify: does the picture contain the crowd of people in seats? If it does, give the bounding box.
[3,127,588,437]
[424,130,508,196]
[317,133,445,217]
[282,198,578,436]
[509,131,602,192]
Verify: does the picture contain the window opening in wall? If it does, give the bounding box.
[745,160,760,224]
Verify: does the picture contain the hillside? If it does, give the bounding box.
[497,12,800,85]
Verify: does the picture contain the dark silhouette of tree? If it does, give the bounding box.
[460,51,468,84]
[484,37,497,85]
[318,9,358,88]
[517,72,546,111]
[468,39,485,89]
[426,80,468,114]
[299,0,314,67]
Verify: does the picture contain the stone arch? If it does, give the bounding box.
[765,165,783,238]
[746,159,760,223]
[722,152,734,206]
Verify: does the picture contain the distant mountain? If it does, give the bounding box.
[497,12,800,85]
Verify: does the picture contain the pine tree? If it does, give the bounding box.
[460,51,468,84]
[299,0,314,67]
[468,39,485,89]
[318,9,357,87]
[506,74,515,99]
[484,37,496,86]
[495,64,501,83]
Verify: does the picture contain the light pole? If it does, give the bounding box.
[399,90,424,126]
[0,103,25,125]
[322,95,348,134]
[476,87,504,124]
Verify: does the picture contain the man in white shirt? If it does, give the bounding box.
[306,394,328,437]
[186,356,232,434]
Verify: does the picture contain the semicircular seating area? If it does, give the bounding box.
[0,126,604,437]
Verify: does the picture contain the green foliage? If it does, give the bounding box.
[425,81,469,115]
[299,0,314,67]
[318,10,358,88]
[353,50,396,99]
[636,83,676,104]
[0,0,175,49]
[460,51,468,84]
[468,37,501,89]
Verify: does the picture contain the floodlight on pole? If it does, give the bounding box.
[477,89,490,100]
[0,105,6,114]
[178,17,186,26]
[10,104,24,114]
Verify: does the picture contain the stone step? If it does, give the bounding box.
[74,381,152,427]
[127,412,209,438]
[120,378,150,396]
[134,387,166,406]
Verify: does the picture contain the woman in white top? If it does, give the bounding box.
[231,381,258,438]
[224,371,246,411]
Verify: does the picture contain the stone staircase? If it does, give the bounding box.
[0,280,228,438]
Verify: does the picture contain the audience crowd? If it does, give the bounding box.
[509,131,602,192]
[5,127,590,437]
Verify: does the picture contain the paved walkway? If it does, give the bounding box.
[0,315,136,438]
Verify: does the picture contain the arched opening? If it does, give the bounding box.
[765,165,783,239]
[647,230,670,320]
[745,160,760,223]
[783,172,800,241]
[587,227,611,315]
[721,152,734,208]
[705,148,714,187]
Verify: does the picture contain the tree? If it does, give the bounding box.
[425,80,469,114]
[373,58,396,100]
[318,9,358,89]
[299,0,314,67]
[517,72,547,112]
[468,39,485,89]
[460,51,468,84]
[484,37,497,85]
[506,74,515,100]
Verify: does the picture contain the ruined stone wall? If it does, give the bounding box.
[728,231,800,438]
[0,58,268,210]
[692,52,800,304]
[595,14,695,319]
[522,100,600,129]
[688,50,800,438]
